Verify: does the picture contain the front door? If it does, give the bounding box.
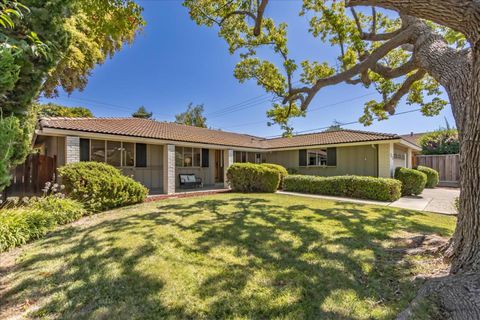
[215,150,224,183]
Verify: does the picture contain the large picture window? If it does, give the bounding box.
[234,151,265,163]
[307,149,328,166]
[85,139,137,167]
[175,146,201,167]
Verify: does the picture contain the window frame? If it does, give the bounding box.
[306,149,329,167]
[83,138,137,167]
[175,146,202,168]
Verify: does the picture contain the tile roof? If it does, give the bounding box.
[400,132,427,146]
[38,117,402,150]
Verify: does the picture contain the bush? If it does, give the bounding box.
[261,163,288,189]
[29,196,86,224]
[227,163,280,193]
[419,129,459,155]
[59,162,148,212]
[394,167,427,196]
[415,166,439,188]
[0,196,85,252]
[284,175,402,202]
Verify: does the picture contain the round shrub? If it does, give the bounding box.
[261,163,288,189]
[284,175,402,202]
[394,167,427,196]
[415,166,439,188]
[226,163,280,193]
[59,162,148,212]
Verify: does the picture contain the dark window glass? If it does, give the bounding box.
[107,141,121,167]
[91,140,105,163]
[80,139,90,162]
[123,142,135,167]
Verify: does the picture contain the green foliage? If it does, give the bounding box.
[0,113,35,191]
[132,106,153,119]
[261,163,288,189]
[0,196,85,252]
[418,129,459,155]
[59,162,148,212]
[415,166,439,188]
[29,196,86,225]
[36,102,93,118]
[184,0,451,134]
[175,103,207,128]
[284,175,402,202]
[226,163,280,193]
[394,167,427,196]
[1,0,144,115]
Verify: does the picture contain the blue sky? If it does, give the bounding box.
[41,0,455,138]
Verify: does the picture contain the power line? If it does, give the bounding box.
[265,108,423,139]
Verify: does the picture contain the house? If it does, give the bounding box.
[34,117,421,194]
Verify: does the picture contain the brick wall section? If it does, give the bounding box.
[163,144,176,194]
[223,149,234,188]
[378,143,394,178]
[65,136,80,164]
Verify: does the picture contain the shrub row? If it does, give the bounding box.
[226,163,281,193]
[59,162,148,212]
[394,167,427,196]
[284,175,402,202]
[0,197,86,252]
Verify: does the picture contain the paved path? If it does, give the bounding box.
[279,187,459,215]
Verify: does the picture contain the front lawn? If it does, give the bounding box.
[0,193,455,319]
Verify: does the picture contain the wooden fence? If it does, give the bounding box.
[416,154,460,187]
[3,154,57,197]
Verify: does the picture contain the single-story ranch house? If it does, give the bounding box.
[34,117,421,194]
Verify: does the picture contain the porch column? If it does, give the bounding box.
[223,149,233,188]
[163,144,176,194]
[407,148,413,168]
[378,142,395,178]
[65,136,80,164]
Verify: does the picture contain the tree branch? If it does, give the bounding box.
[371,58,417,78]
[220,10,257,25]
[253,0,268,36]
[346,0,480,39]
[383,69,427,114]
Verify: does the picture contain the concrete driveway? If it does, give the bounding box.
[388,187,459,215]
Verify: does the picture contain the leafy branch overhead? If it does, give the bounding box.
[184,0,466,134]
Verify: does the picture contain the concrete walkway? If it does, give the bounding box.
[279,187,459,215]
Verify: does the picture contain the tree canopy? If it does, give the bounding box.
[132,106,153,119]
[0,0,144,115]
[36,102,94,118]
[175,103,208,128]
[184,0,467,134]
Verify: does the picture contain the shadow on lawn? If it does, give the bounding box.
[0,196,451,319]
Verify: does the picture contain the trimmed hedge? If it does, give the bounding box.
[415,166,439,188]
[394,167,427,196]
[261,163,288,189]
[226,163,280,193]
[284,175,402,202]
[59,162,148,212]
[0,197,85,252]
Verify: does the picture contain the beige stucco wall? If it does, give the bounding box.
[265,144,379,177]
[378,143,393,178]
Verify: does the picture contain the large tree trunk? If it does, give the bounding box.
[447,43,480,274]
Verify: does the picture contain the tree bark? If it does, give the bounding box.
[446,42,480,274]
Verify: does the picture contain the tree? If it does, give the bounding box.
[175,103,207,128]
[132,106,153,119]
[36,102,93,118]
[1,0,144,116]
[185,0,480,316]
[325,120,343,132]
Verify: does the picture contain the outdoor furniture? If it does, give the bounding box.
[179,174,203,189]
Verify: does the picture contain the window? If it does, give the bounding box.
[123,142,135,167]
[80,139,90,162]
[107,141,121,166]
[175,147,201,167]
[255,153,262,164]
[91,140,106,163]
[307,149,328,166]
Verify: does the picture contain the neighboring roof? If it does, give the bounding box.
[400,132,428,146]
[38,117,404,150]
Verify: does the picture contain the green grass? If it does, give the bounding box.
[0,193,455,319]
